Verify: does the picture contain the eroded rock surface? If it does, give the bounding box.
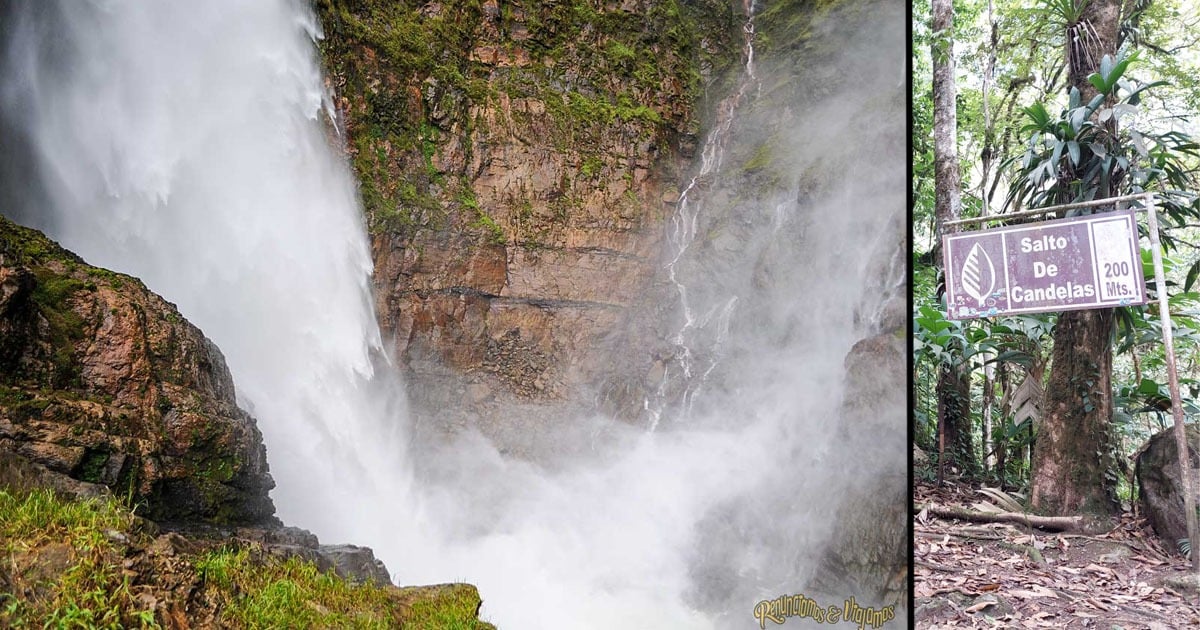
[813,327,908,609]
[317,0,741,436]
[0,216,275,524]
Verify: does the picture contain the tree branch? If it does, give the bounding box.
[915,503,1113,534]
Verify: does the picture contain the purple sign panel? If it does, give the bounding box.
[943,209,1146,320]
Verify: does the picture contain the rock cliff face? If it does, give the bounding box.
[316,0,741,436]
[0,215,275,524]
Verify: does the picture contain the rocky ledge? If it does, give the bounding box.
[0,215,491,626]
[0,215,275,524]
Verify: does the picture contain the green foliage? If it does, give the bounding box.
[469,212,506,246]
[603,40,637,68]
[194,548,402,629]
[402,586,490,630]
[1035,0,1091,25]
[1,489,490,629]
[26,273,88,390]
[420,122,443,181]
[743,142,773,174]
[541,88,663,142]
[1004,50,1200,227]
[755,0,843,53]
[319,0,723,236]
[579,155,604,179]
[0,489,131,547]
[78,449,111,484]
[913,245,1055,484]
[459,186,505,245]
[0,489,155,629]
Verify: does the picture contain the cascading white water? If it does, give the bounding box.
[1,1,905,628]
[649,2,762,427]
[0,0,413,546]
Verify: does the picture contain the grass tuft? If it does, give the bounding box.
[0,489,155,629]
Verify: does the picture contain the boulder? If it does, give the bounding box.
[1135,424,1200,555]
[813,328,908,610]
[0,215,276,525]
[314,544,392,586]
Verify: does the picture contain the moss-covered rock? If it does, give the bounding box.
[0,215,276,525]
[317,0,738,237]
[315,0,744,441]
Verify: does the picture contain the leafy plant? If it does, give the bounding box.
[1003,49,1200,236]
[1036,0,1091,25]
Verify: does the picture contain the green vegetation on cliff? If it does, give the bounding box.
[316,0,740,237]
[0,488,494,629]
[0,489,153,628]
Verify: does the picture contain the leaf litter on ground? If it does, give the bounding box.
[914,479,1200,628]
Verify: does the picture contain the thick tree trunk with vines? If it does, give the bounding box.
[1030,0,1123,519]
[931,0,975,481]
[1032,308,1119,515]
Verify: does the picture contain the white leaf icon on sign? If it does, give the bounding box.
[961,242,996,307]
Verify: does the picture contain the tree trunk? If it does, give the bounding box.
[931,0,961,244]
[938,365,976,478]
[1029,0,1123,519]
[1032,309,1119,515]
[931,0,974,481]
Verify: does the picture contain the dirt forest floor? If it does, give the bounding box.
[914,480,1200,628]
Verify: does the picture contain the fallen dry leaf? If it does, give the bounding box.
[964,598,997,613]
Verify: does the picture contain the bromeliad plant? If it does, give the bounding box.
[1003,49,1200,243]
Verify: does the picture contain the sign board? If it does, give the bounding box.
[943,209,1146,319]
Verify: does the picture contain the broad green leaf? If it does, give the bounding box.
[1186,260,1200,293]
[1099,54,1114,84]
[1138,378,1163,396]
[1067,141,1080,166]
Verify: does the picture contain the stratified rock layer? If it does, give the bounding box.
[0,215,276,524]
[317,0,741,433]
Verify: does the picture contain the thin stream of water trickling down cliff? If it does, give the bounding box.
[1,0,906,628]
[650,2,761,429]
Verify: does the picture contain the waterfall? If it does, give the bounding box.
[650,2,762,427]
[0,0,412,547]
[0,0,905,628]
